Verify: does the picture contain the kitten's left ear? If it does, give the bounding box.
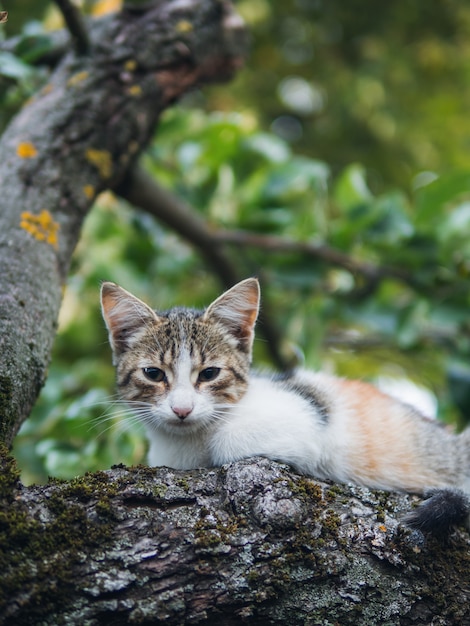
[203,278,260,352]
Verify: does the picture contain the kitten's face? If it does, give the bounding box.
[101,279,260,436]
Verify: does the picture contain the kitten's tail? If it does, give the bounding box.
[404,488,470,536]
[405,428,470,536]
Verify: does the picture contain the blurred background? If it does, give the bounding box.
[3,0,470,483]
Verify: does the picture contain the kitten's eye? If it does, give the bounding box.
[143,367,166,383]
[198,367,221,382]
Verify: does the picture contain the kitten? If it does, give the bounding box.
[101,278,470,535]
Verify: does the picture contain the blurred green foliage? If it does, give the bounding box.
[5,0,470,188]
[4,1,470,483]
[214,0,470,192]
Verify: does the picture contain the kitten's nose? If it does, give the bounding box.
[172,405,193,420]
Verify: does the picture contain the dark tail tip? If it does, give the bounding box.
[404,489,470,537]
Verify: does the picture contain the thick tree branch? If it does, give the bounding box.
[1,453,469,625]
[0,0,247,446]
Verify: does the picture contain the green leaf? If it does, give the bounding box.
[367,192,414,245]
[333,163,373,212]
[415,171,470,229]
[0,51,33,80]
[244,132,291,163]
[14,33,55,64]
[437,201,470,241]
[241,206,294,231]
[263,156,329,201]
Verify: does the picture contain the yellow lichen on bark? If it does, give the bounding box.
[85,149,113,179]
[127,85,142,97]
[20,210,60,249]
[176,20,193,33]
[67,71,89,87]
[41,84,53,96]
[16,142,38,158]
[83,185,95,200]
[124,60,137,72]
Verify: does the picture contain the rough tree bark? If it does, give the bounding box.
[1,452,469,625]
[0,0,246,445]
[1,3,469,624]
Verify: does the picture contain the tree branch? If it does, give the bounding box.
[215,229,414,285]
[118,171,414,288]
[2,453,469,625]
[54,0,90,56]
[116,170,423,366]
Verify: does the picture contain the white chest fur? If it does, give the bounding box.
[145,374,347,481]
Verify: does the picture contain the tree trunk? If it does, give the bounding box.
[0,0,246,446]
[1,451,469,625]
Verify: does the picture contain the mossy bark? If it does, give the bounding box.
[0,0,246,446]
[1,453,469,625]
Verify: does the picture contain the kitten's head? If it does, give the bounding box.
[101,278,260,436]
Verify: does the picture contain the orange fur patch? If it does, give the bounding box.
[333,379,446,492]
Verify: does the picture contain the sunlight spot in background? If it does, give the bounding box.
[237,0,271,25]
[277,76,326,116]
[376,377,438,419]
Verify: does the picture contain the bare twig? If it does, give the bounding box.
[215,229,413,286]
[54,0,90,55]
[118,169,415,285]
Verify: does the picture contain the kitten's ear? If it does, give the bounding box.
[203,278,260,352]
[100,282,160,359]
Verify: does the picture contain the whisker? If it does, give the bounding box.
[86,395,157,434]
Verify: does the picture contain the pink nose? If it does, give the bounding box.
[172,406,193,420]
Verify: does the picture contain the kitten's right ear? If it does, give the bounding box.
[100,283,159,359]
